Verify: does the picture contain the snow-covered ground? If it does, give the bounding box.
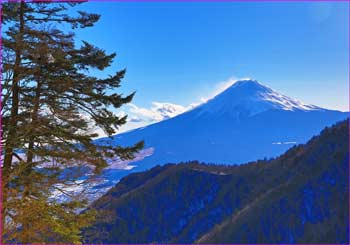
[106,147,154,170]
[8,147,155,203]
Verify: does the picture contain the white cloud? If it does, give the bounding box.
[128,116,144,123]
[129,102,187,122]
[126,76,253,125]
[152,102,187,119]
[94,76,253,136]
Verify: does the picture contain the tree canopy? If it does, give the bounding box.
[1,1,143,243]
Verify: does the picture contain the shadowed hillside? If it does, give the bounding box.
[83,119,349,244]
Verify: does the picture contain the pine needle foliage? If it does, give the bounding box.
[1,1,143,243]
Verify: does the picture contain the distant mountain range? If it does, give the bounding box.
[83,119,349,243]
[92,80,347,182]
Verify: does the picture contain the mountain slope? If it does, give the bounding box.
[96,80,347,172]
[199,119,349,244]
[83,119,349,244]
[194,80,321,117]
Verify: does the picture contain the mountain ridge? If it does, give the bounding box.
[195,79,322,118]
[95,79,347,166]
[86,79,347,204]
[84,119,349,244]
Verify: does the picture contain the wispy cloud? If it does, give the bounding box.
[128,116,144,123]
[96,76,253,136]
[129,102,187,122]
[126,76,252,125]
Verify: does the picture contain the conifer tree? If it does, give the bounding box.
[1,1,143,243]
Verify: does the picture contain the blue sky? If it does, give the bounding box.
[69,1,348,132]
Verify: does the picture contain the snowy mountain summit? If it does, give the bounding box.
[90,78,347,202]
[197,79,321,118]
[99,78,347,167]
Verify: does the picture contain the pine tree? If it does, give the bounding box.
[1,1,143,243]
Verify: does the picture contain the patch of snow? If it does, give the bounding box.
[272,141,297,145]
[196,79,322,118]
[106,147,154,170]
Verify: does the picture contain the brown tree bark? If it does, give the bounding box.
[3,0,25,177]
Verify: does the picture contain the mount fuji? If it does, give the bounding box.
[90,79,347,194]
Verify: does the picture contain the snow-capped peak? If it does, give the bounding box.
[196,79,322,117]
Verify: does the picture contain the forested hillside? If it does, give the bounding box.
[83,119,349,244]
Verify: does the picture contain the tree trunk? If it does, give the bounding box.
[21,60,44,245]
[26,78,42,168]
[3,0,25,177]
[2,2,25,241]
